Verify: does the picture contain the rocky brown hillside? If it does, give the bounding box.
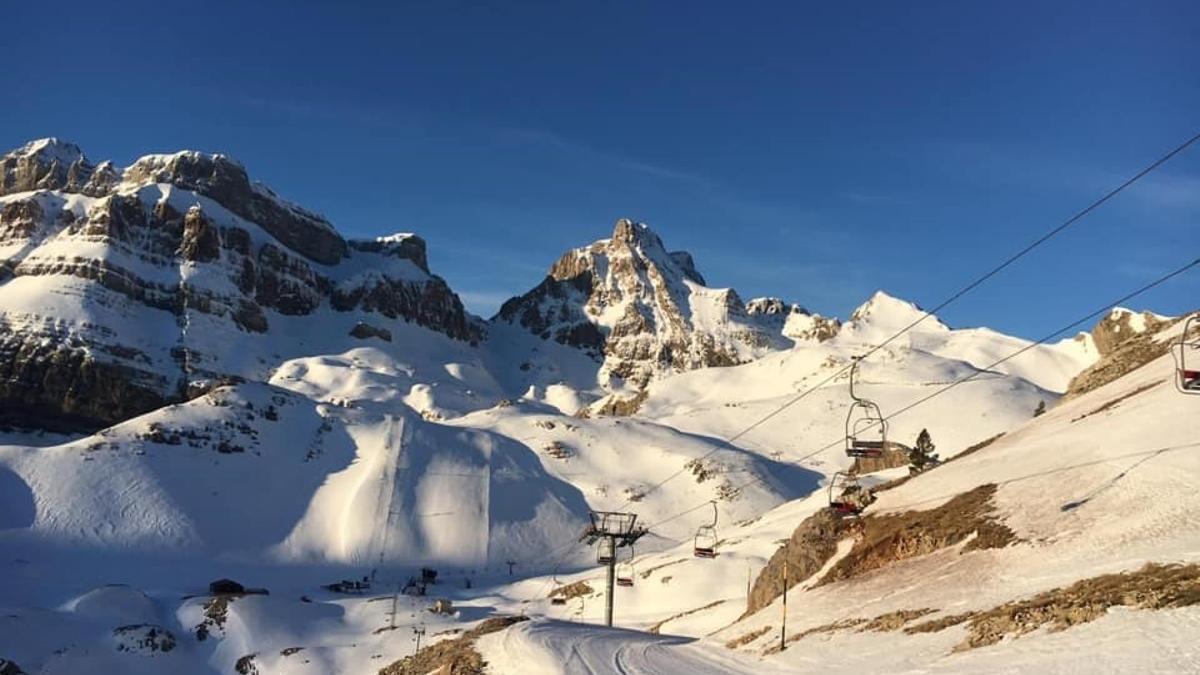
[496,218,790,389]
[1064,308,1184,399]
[0,139,479,430]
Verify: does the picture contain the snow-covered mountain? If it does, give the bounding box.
[0,139,477,430]
[495,218,791,392]
[1,137,1192,675]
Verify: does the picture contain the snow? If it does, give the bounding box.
[0,307,1191,673]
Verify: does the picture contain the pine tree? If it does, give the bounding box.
[909,428,939,474]
[1033,400,1046,417]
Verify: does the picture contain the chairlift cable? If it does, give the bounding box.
[605,130,1200,515]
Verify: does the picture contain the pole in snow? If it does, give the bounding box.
[412,626,426,654]
[780,553,789,652]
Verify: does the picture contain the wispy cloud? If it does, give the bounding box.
[1131,172,1200,210]
[497,127,714,187]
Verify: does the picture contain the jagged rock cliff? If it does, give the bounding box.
[0,139,478,430]
[745,297,841,342]
[496,219,790,388]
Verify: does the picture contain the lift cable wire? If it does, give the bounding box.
[644,254,1200,534]
[603,129,1200,517]
[520,130,1200,611]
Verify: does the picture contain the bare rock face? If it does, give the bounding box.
[0,139,480,430]
[1065,309,1187,399]
[745,297,841,342]
[123,152,346,265]
[0,138,90,195]
[744,508,846,617]
[1089,308,1171,356]
[349,321,393,342]
[497,218,788,388]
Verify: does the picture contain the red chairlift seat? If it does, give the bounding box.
[829,501,862,516]
[848,440,885,458]
[1174,316,1200,395]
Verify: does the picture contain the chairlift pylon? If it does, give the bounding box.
[846,357,888,458]
[1174,314,1200,394]
[693,501,719,559]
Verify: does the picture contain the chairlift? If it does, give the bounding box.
[597,537,616,565]
[828,471,869,517]
[550,562,568,605]
[1174,314,1200,394]
[616,547,635,587]
[846,357,888,458]
[693,501,719,559]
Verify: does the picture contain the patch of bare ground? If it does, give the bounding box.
[955,562,1200,652]
[761,619,868,654]
[903,612,975,634]
[725,626,772,649]
[1071,381,1159,423]
[817,483,1017,587]
[647,600,725,634]
[769,608,937,651]
[548,580,593,601]
[859,608,937,632]
[377,616,529,675]
[743,508,848,618]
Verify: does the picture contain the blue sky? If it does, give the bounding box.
[2,0,1197,337]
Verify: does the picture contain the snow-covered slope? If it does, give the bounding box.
[480,317,1199,674]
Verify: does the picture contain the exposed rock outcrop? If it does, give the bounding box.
[1065,309,1189,399]
[745,297,841,342]
[0,139,480,430]
[497,218,788,388]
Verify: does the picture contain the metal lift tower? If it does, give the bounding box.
[579,511,648,627]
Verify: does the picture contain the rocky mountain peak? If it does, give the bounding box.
[15,137,86,165]
[122,149,346,265]
[348,233,429,273]
[611,217,662,249]
[848,290,948,332]
[497,218,789,390]
[1,138,93,196]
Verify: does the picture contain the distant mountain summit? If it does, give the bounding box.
[496,218,790,389]
[0,139,477,430]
